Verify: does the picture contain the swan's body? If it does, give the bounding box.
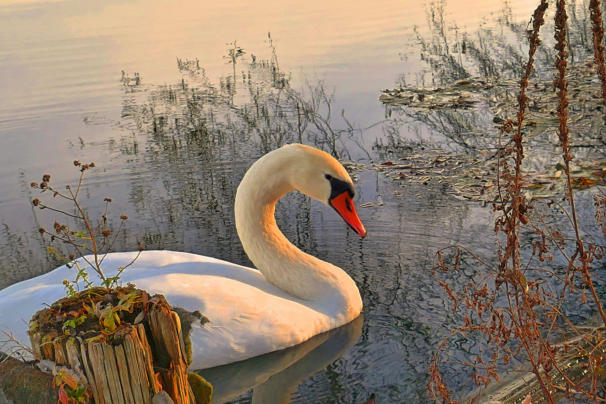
[0,144,366,369]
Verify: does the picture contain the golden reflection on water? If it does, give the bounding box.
[0,0,538,179]
[54,0,537,82]
[0,0,538,120]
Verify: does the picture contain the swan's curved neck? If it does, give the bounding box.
[234,148,361,318]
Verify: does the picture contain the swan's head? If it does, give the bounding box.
[288,144,367,238]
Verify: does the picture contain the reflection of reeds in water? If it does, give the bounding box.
[389,0,539,151]
[115,40,357,262]
[0,172,67,288]
[379,0,606,193]
[0,225,38,289]
[410,0,603,88]
[123,40,353,160]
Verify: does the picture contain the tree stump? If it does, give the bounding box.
[28,287,199,404]
[147,297,192,403]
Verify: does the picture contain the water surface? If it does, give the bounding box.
[0,1,583,402]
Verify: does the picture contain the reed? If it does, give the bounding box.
[429,1,606,402]
[590,0,606,123]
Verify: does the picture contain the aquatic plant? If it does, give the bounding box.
[428,0,606,402]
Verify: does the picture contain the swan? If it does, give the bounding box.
[0,143,366,369]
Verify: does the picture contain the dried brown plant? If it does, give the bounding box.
[590,0,606,123]
[429,1,606,402]
[596,193,606,238]
[31,162,143,292]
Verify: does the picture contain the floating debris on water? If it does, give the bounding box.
[370,147,606,203]
[379,79,488,110]
[377,61,606,202]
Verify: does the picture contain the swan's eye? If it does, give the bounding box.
[325,174,355,200]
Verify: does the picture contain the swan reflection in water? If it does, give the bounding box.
[197,315,363,403]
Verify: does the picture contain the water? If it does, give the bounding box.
[0,0,592,402]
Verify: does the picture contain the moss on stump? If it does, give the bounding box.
[0,353,55,404]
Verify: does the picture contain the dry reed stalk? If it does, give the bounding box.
[501,3,553,398]
[555,0,606,329]
[499,0,549,278]
[430,0,606,402]
[429,3,552,401]
[589,0,606,123]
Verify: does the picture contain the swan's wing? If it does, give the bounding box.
[116,253,331,369]
[0,266,72,346]
[0,251,332,369]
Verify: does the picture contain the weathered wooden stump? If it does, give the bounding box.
[27,287,202,404]
[146,297,193,404]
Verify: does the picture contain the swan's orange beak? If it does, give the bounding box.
[329,191,367,237]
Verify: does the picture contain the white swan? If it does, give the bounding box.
[0,143,366,369]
